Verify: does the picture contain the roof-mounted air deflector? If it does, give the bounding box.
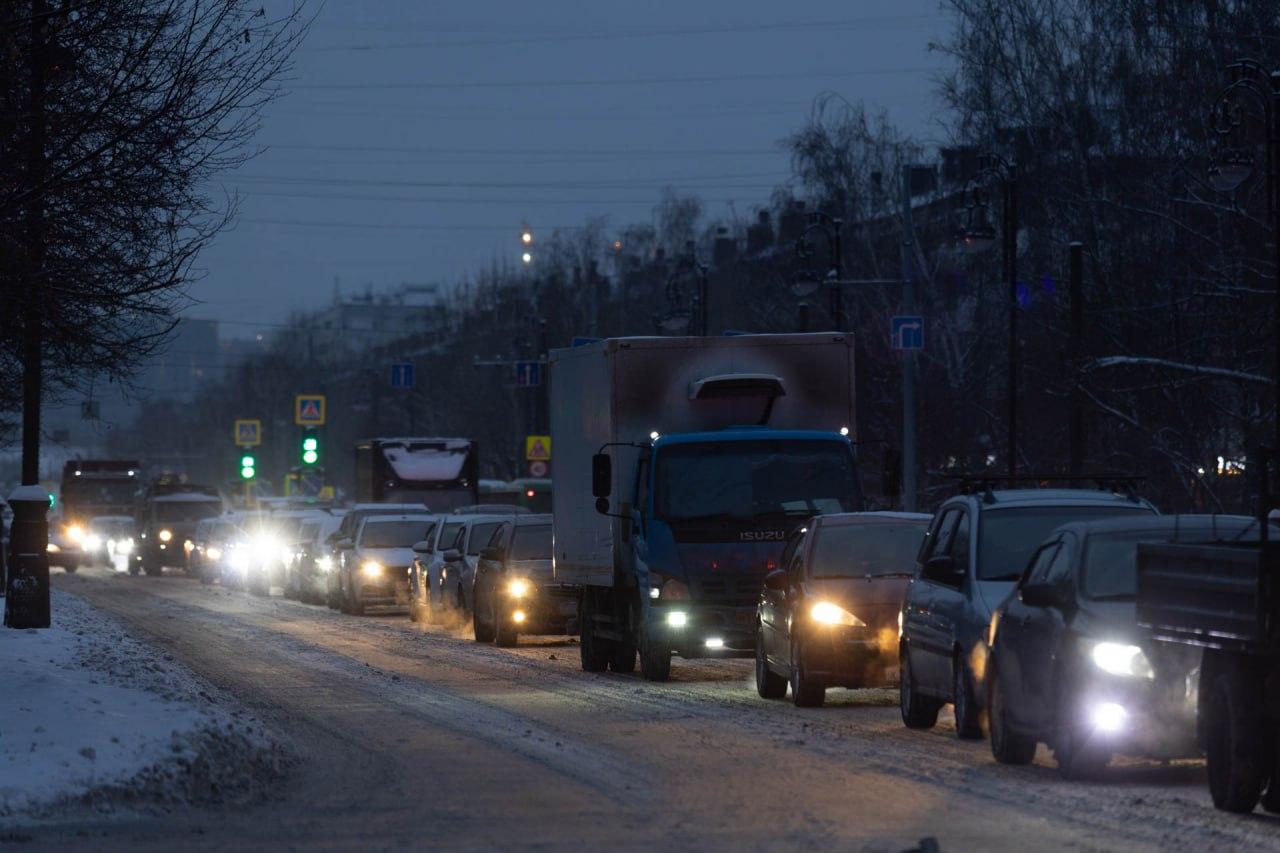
[689,374,786,425]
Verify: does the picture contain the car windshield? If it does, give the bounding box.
[361,520,431,548]
[978,506,1152,581]
[299,521,321,542]
[510,525,552,561]
[654,440,858,522]
[1083,524,1259,599]
[154,501,223,523]
[810,522,928,578]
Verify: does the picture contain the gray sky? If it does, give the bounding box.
[193,0,951,337]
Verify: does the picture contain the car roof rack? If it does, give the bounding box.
[950,473,1145,503]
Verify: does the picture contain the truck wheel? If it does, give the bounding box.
[790,642,825,707]
[755,630,787,699]
[579,595,612,673]
[610,639,636,674]
[988,666,1036,765]
[900,647,942,729]
[953,654,983,739]
[128,561,140,577]
[1206,665,1270,813]
[473,589,496,643]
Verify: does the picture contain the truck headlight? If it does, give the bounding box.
[206,547,222,561]
[810,601,866,627]
[1090,641,1154,679]
[85,534,102,552]
[666,610,688,628]
[317,555,333,572]
[66,524,84,544]
[158,529,173,543]
[117,538,134,554]
[507,578,530,598]
[362,561,384,578]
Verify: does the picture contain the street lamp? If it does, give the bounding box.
[958,153,1019,479]
[1208,59,1280,483]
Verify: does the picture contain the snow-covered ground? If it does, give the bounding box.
[0,589,287,817]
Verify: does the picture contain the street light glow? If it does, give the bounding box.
[521,251,533,264]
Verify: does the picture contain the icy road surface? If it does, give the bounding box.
[24,566,1280,851]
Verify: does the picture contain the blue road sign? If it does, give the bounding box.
[890,315,925,351]
[390,362,414,389]
[514,361,542,388]
[570,336,601,348]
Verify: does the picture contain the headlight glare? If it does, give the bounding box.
[1090,641,1155,679]
[66,524,84,544]
[810,601,866,627]
[317,555,333,572]
[158,529,173,543]
[206,547,223,561]
[507,578,530,598]
[666,610,688,628]
[361,561,384,578]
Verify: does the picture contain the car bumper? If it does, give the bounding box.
[652,605,757,658]
[800,629,898,687]
[1065,676,1198,759]
[497,583,577,634]
[356,577,410,607]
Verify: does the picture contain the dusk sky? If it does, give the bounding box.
[193,0,951,338]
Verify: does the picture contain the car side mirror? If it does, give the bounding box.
[924,554,960,582]
[1020,581,1063,608]
[763,569,787,593]
[336,538,354,550]
[443,548,462,563]
[592,453,612,498]
[479,546,504,562]
[412,540,431,553]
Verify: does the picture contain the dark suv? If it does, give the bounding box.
[898,486,1156,738]
[470,514,569,646]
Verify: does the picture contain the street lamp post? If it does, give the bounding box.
[960,153,1019,480]
[1208,59,1280,497]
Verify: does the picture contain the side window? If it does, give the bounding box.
[924,509,960,563]
[1045,535,1075,585]
[441,523,463,552]
[487,523,509,549]
[950,512,971,576]
[787,528,811,581]
[634,455,650,515]
[468,523,501,555]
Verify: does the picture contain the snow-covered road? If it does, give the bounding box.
[17,566,1280,851]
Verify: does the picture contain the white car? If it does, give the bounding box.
[336,514,435,615]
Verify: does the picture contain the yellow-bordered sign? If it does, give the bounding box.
[234,419,262,447]
[295,394,326,426]
[525,435,551,461]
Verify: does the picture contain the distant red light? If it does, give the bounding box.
[526,489,535,498]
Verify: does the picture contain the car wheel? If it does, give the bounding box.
[1206,664,1270,812]
[473,587,496,643]
[493,592,519,648]
[1054,691,1111,780]
[953,654,983,740]
[988,665,1036,765]
[900,646,942,729]
[755,628,787,699]
[128,562,140,576]
[790,642,825,708]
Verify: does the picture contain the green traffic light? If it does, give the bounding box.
[302,449,319,465]
[302,436,318,452]
[240,466,255,480]
[240,455,255,467]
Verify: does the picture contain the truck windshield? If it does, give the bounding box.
[63,480,138,506]
[153,501,223,523]
[653,440,857,522]
[810,522,928,578]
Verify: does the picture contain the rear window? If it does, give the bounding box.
[361,520,432,549]
[810,522,927,578]
[977,506,1152,581]
[509,525,552,561]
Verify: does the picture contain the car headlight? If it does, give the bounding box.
[361,561,384,578]
[46,542,61,553]
[66,524,84,544]
[117,538,134,554]
[1090,641,1155,679]
[666,610,688,628]
[85,535,102,551]
[206,547,223,561]
[317,555,333,572]
[507,578,530,598]
[158,529,173,543]
[810,601,866,627]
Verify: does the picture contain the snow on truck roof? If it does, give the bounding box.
[380,442,470,482]
[151,493,223,503]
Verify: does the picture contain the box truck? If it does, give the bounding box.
[551,333,862,680]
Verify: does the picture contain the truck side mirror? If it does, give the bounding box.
[592,453,612,498]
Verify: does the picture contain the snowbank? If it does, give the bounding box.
[0,591,286,817]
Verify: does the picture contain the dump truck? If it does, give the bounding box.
[354,437,479,510]
[550,333,863,680]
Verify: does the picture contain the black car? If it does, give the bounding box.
[899,486,1157,739]
[470,514,570,646]
[987,514,1265,778]
[756,512,931,707]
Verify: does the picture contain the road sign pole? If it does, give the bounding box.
[900,164,918,512]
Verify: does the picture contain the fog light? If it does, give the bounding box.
[1090,701,1128,733]
[512,610,527,624]
[666,611,688,628]
[705,637,724,649]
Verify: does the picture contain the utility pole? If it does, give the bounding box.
[7,0,52,629]
[1068,242,1085,477]
[900,165,918,512]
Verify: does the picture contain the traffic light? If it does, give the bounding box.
[301,433,319,466]
[240,454,256,480]
[520,224,533,264]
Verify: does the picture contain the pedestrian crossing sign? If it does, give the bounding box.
[234,419,262,447]
[295,394,326,426]
[525,435,551,461]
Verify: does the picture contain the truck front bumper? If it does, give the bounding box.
[651,605,757,658]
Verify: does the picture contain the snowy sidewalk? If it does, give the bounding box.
[0,590,286,817]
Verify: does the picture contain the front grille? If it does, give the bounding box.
[694,577,763,606]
